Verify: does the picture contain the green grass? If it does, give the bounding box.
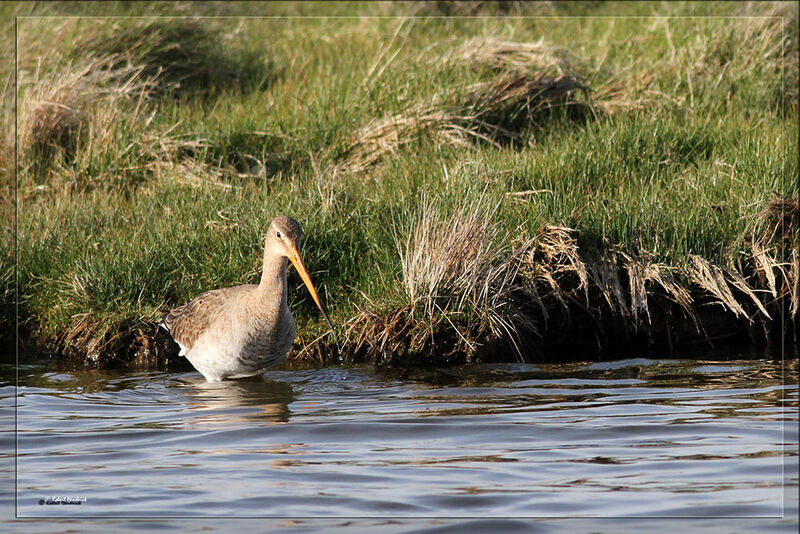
[4,1,798,365]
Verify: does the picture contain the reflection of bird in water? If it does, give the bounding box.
[179,375,295,426]
[161,216,336,382]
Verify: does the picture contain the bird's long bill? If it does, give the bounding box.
[288,247,336,336]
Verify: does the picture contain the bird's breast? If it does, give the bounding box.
[235,303,295,366]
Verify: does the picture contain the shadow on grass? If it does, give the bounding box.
[71,19,279,96]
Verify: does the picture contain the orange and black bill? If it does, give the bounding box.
[287,246,337,342]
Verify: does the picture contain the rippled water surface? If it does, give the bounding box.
[2,352,798,531]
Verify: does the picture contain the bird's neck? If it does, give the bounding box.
[259,252,289,301]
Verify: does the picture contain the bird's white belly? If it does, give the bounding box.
[185,341,244,382]
[185,315,295,382]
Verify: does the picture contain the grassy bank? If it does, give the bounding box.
[4,1,798,368]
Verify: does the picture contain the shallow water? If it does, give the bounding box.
[2,351,798,532]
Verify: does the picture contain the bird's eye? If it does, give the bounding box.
[276,231,282,239]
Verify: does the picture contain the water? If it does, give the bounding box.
[2,351,798,532]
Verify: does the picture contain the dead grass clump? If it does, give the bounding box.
[748,194,799,320]
[54,313,134,366]
[524,232,699,333]
[515,225,589,315]
[455,37,663,116]
[527,228,770,330]
[461,72,590,141]
[345,195,539,363]
[401,196,504,316]
[686,255,756,321]
[333,70,589,175]
[19,55,155,166]
[589,68,666,114]
[625,256,696,328]
[150,157,232,191]
[330,38,609,176]
[331,106,474,175]
[344,306,419,364]
[143,133,238,190]
[455,37,577,77]
[520,226,778,343]
[18,48,229,192]
[398,195,524,357]
[755,194,799,247]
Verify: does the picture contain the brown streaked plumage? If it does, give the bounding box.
[161,216,335,382]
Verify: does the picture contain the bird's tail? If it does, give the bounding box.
[159,312,171,332]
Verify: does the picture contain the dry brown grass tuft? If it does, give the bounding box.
[344,195,540,362]
[687,255,755,321]
[748,194,799,319]
[515,225,589,318]
[330,105,474,175]
[523,225,775,333]
[398,195,526,358]
[332,71,589,176]
[590,68,666,114]
[461,72,590,140]
[401,196,510,321]
[757,194,799,245]
[331,38,652,177]
[344,306,419,364]
[522,229,702,332]
[17,51,230,192]
[455,37,577,76]
[143,134,235,190]
[55,312,131,365]
[455,37,663,116]
[14,17,265,193]
[18,55,156,169]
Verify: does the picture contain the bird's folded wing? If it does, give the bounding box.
[161,289,230,352]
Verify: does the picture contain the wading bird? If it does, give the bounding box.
[160,216,335,382]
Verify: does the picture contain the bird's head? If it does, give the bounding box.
[267,215,304,258]
[266,216,335,338]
